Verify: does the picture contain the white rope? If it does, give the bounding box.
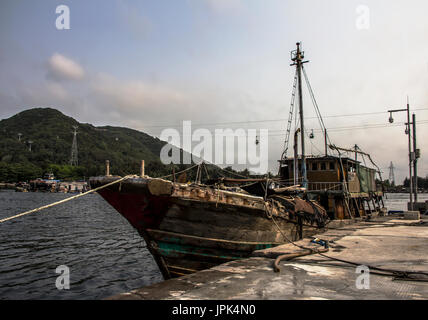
[0,175,134,224]
[158,164,200,179]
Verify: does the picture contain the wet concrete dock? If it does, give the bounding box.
[109,216,428,300]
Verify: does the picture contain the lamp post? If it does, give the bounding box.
[412,114,420,203]
[388,101,414,210]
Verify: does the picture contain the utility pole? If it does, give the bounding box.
[291,42,309,189]
[406,100,413,210]
[412,113,419,202]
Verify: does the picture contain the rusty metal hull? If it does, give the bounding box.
[90,176,325,279]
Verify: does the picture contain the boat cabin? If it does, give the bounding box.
[278,156,378,193]
[278,156,383,219]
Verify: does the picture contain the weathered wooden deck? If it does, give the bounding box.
[109,216,428,300]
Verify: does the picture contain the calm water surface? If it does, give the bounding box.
[0,191,426,300]
[384,192,428,211]
[0,190,162,300]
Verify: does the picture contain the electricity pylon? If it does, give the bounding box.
[70,126,78,166]
[388,162,395,186]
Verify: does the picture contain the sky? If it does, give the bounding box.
[0,0,427,182]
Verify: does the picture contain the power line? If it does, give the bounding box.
[266,120,428,137]
[143,119,428,137]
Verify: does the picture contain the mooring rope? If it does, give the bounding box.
[0,163,204,224]
[0,175,135,224]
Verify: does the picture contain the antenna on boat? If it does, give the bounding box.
[280,43,333,180]
[291,42,309,189]
[354,144,359,161]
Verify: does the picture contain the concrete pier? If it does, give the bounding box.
[109,216,428,300]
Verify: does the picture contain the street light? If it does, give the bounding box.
[388,113,394,124]
[387,101,413,210]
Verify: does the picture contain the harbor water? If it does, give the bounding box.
[0,191,426,300]
[0,190,162,300]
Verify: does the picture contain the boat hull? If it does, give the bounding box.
[91,176,324,279]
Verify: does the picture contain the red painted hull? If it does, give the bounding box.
[98,188,170,231]
[90,176,327,279]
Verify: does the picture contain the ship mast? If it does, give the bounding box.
[291,42,309,188]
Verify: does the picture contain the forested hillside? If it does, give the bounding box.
[0,108,254,182]
[0,108,177,181]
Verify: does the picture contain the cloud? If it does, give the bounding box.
[47,53,85,81]
[89,73,189,121]
[17,82,70,106]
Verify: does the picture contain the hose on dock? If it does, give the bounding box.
[273,248,329,273]
[267,211,428,281]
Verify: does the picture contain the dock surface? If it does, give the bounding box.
[109,216,428,300]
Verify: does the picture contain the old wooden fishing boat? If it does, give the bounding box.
[90,42,384,279]
[90,175,328,279]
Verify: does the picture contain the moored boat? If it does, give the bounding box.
[90,175,328,278]
[90,42,385,279]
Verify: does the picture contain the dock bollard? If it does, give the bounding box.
[106,160,110,176]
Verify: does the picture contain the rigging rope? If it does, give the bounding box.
[158,164,200,179]
[302,66,333,150]
[282,69,299,160]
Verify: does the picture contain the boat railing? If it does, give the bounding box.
[279,181,345,192]
[307,182,344,191]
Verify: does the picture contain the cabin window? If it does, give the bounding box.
[312,163,318,171]
[320,162,326,171]
[329,162,335,170]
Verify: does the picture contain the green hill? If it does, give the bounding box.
[0,108,264,182]
[0,108,177,181]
